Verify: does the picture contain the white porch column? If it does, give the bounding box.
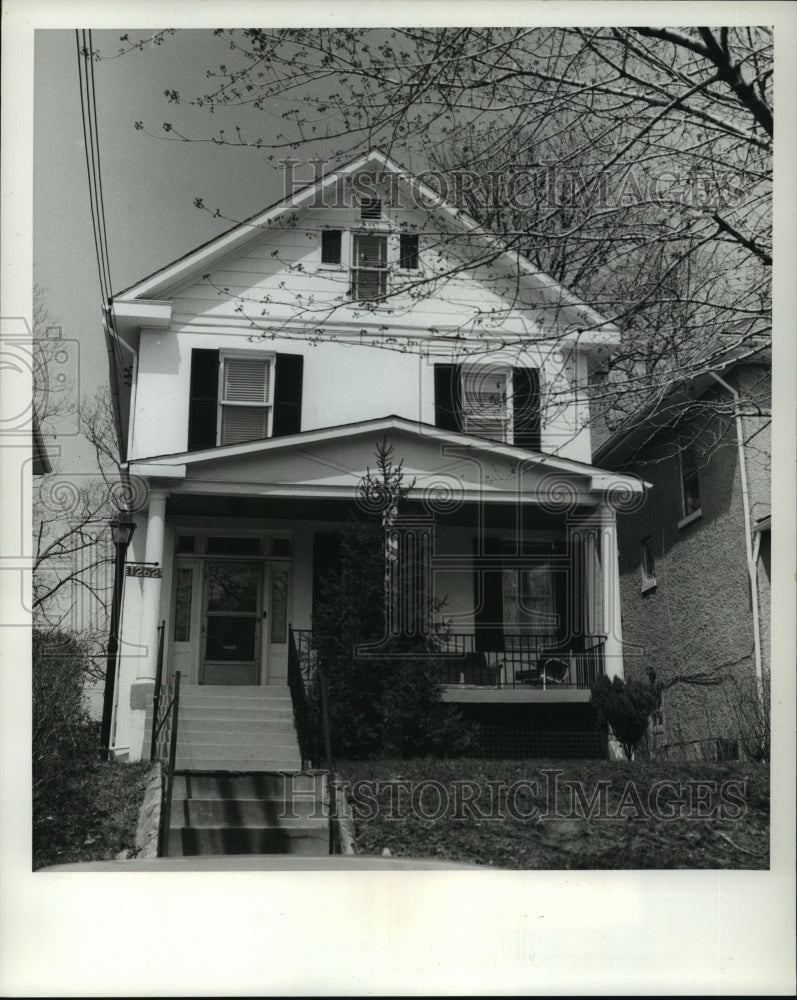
[128,487,168,760]
[600,502,624,681]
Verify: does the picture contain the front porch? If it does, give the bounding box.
[114,417,639,761]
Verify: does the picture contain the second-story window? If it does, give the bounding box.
[218,354,274,445]
[352,233,388,300]
[461,365,511,443]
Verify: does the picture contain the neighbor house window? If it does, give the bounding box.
[351,233,388,300]
[461,365,511,443]
[679,439,701,519]
[399,233,419,270]
[218,353,274,446]
[641,536,656,592]
[321,229,342,264]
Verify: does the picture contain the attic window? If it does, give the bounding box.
[359,197,382,220]
[219,354,273,446]
[321,229,342,264]
[352,233,388,300]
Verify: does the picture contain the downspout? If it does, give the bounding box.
[709,372,764,707]
[102,303,138,465]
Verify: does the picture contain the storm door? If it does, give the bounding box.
[201,561,265,685]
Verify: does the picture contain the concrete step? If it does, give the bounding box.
[168,705,293,725]
[175,755,302,771]
[171,798,328,826]
[175,729,300,748]
[171,772,326,800]
[167,826,329,857]
[175,717,297,735]
[177,685,292,700]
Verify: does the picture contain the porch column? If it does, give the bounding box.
[600,502,623,681]
[128,487,168,760]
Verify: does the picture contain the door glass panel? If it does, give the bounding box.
[205,616,257,661]
[173,567,193,642]
[206,563,259,612]
[270,569,289,644]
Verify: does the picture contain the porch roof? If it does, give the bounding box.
[127,415,643,505]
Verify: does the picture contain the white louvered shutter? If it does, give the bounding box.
[220,356,271,445]
[461,367,510,442]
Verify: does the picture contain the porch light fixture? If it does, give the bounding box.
[100,517,137,759]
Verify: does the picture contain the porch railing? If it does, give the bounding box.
[433,633,606,690]
[150,621,182,858]
[288,626,335,853]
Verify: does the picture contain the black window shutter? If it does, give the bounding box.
[513,367,541,451]
[434,364,462,432]
[473,537,504,653]
[188,349,219,451]
[272,354,304,437]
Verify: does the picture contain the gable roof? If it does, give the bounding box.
[127,414,644,501]
[594,340,771,468]
[112,148,619,340]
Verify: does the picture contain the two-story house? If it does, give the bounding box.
[105,149,643,767]
[595,347,771,760]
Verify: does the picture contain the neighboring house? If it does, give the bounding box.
[594,349,771,760]
[106,148,643,766]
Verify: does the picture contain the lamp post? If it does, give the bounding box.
[99,517,136,759]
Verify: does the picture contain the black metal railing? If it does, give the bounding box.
[289,627,335,853]
[433,633,606,690]
[150,621,182,858]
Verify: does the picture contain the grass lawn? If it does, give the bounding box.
[335,758,769,869]
[33,760,153,870]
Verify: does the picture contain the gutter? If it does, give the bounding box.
[709,372,764,707]
[102,303,137,467]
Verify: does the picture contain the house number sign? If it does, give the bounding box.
[125,564,163,579]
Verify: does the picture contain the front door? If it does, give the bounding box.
[201,561,265,685]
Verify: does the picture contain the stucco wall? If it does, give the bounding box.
[613,373,770,757]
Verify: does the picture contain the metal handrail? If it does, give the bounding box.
[149,621,166,762]
[154,671,181,858]
[289,626,336,853]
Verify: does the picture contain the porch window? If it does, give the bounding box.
[218,354,273,446]
[517,564,559,634]
[351,233,388,300]
[206,536,262,556]
[461,365,511,443]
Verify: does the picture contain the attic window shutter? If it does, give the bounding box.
[220,356,271,445]
[434,364,462,432]
[272,353,304,437]
[188,349,220,451]
[512,368,541,451]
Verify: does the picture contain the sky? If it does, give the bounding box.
[34,29,296,471]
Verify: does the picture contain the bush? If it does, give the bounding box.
[32,629,98,817]
[590,674,662,760]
